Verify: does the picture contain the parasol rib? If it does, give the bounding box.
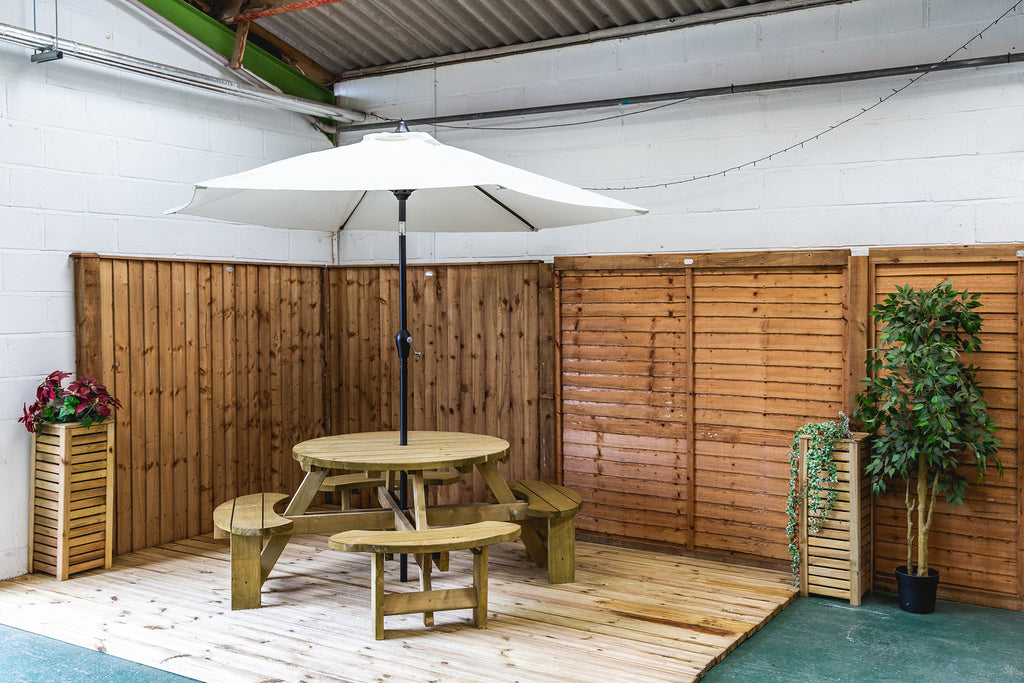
[338,190,368,230]
[475,186,537,231]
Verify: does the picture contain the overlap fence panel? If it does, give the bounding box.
[691,263,847,561]
[555,251,850,560]
[558,269,693,546]
[869,247,1022,609]
[556,246,1023,611]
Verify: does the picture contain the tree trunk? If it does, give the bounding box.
[916,455,928,576]
[905,482,914,572]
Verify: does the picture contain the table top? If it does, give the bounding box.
[292,430,511,472]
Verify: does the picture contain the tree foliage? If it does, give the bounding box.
[854,280,1001,575]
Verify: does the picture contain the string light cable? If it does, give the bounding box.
[584,0,1024,191]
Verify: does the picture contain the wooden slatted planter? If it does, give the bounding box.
[29,422,115,580]
[798,432,871,605]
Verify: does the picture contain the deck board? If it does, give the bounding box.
[0,536,796,682]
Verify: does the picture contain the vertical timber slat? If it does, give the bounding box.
[1018,256,1024,601]
[537,263,556,483]
[685,268,696,548]
[845,255,869,414]
[72,254,102,377]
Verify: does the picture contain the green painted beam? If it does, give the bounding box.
[134,0,334,105]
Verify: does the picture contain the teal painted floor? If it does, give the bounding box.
[705,592,1024,682]
[2,593,1022,681]
[0,624,195,683]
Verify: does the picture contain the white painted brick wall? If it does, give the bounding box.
[336,0,1024,266]
[0,0,334,580]
[3,0,1022,581]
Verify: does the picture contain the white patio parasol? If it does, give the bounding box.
[170,122,646,581]
[170,123,647,447]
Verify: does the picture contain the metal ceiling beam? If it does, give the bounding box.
[234,0,350,23]
[132,0,336,106]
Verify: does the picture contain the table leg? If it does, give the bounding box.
[410,472,449,570]
[409,471,429,529]
[377,473,438,578]
[260,469,327,582]
[419,552,434,627]
[476,461,548,567]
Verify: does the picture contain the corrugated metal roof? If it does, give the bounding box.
[244,0,821,78]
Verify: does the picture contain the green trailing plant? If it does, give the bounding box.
[786,413,851,582]
[854,280,1001,578]
[19,370,122,434]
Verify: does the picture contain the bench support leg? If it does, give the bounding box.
[260,470,326,582]
[230,534,263,610]
[476,461,548,566]
[371,553,385,640]
[546,517,576,584]
[472,546,488,628]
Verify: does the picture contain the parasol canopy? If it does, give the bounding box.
[170,129,646,233]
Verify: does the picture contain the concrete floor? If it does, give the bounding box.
[705,592,1024,682]
[0,624,193,683]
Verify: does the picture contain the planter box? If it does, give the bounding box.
[798,431,872,605]
[28,422,114,580]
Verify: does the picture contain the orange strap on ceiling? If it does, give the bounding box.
[234,0,348,23]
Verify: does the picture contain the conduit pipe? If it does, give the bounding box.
[338,52,1024,132]
[0,22,366,123]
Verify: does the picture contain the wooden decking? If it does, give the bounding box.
[0,534,796,682]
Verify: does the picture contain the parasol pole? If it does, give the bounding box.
[394,189,413,447]
[393,186,414,582]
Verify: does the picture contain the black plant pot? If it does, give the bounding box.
[895,565,940,613]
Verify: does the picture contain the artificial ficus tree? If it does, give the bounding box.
[854,281,1001,577]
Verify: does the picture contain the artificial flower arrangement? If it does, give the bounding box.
[19,370,122,434]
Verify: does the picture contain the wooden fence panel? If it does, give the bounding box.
[74,256,328,555]
[555,253,849,560]
[558,269,694,547]
[323,262,554,506]
[75,256,552,554]
[72,247,1022,610]
[691,267,847,562]
[869,250,1021,609]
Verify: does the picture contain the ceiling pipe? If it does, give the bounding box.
[0,21,366,123]
[337,51,1024,132]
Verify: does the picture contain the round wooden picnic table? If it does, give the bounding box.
[292,430,510,473]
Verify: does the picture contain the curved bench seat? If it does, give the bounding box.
[330,521,520,554]
[330,521,521,639]
[213,492,292,537]
[509,480,582,584]
[319,470,460,509]
[509,480,582,519]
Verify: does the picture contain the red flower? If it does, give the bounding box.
[19,371,122,434]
